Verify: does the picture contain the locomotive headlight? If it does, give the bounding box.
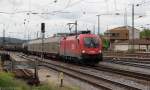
[99,50,102,53]
[82,50,85,53]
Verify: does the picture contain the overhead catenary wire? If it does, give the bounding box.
[0,0,150,36]
[114,0,118,11]
[105,0,109,13]
[136,0,150,6]
[0,0,148,16]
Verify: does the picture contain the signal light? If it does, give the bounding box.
[82,50,85,53]
[99,50,102,53]
[41,23,45,33]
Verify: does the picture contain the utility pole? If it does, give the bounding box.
[93,25,95,34]
[96,15,100,36]
[36,31,39,39]
[132,4,135,52]
[68,24,73,33]
[3,29,5,48]
[2,24,5,49]
[124,8,128,27]
[28,31,30,42]
[75,21,77,37]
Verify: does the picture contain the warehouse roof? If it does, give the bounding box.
[106,26,140,32]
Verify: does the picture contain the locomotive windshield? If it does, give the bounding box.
[84,37,99,48]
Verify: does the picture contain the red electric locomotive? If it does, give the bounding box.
[59,31,103,64]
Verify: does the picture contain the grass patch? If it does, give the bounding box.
[0,72,79,90]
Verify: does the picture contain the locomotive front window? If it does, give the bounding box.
[84,37,99,48]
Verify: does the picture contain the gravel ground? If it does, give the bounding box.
[30,67,101,90]
[10,53,28,62]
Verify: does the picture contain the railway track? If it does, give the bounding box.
[21,69,33,78]
[13,69,33,79]
[104,56,150,61]
[16,53,150,90]
[103,52,150,62]
[104,51,150,58]
[104,59,150,69]
[105,59,150,64]
[94,65,150,81]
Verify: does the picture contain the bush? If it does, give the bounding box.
[0,72,79,90]
[0,72,30,90]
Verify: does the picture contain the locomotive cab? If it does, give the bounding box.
[79,34,103,64]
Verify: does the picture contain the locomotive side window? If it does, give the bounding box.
[84,37,99,48]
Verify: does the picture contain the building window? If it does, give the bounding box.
[111,33,119,37]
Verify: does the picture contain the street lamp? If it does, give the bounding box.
[0,24,5,49]
[131,3,143,52]
[96,13,120,36]
[131,4,135,52]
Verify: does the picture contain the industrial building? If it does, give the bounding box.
[103,26,150,51]
[104,26,140,43]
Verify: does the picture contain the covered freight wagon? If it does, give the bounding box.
[27,37,61,57]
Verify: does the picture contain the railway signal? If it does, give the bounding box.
[41,23,45,59]
[41,23,45,33]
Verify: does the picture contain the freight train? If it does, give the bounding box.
[23,31,103,65]
[0,44,23,52]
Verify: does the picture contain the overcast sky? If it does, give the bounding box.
[0,0,150,39]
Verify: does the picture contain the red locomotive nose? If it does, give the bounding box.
[87,50,97,54]
[80,35,102,55]
[82,49,101,54]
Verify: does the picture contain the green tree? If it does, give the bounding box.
[140,29,150,39]
[102,39,110,50]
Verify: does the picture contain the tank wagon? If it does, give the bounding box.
[23,31,103,65]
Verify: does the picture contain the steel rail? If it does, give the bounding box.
[94,64,150,81]
[104,60,150,69]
